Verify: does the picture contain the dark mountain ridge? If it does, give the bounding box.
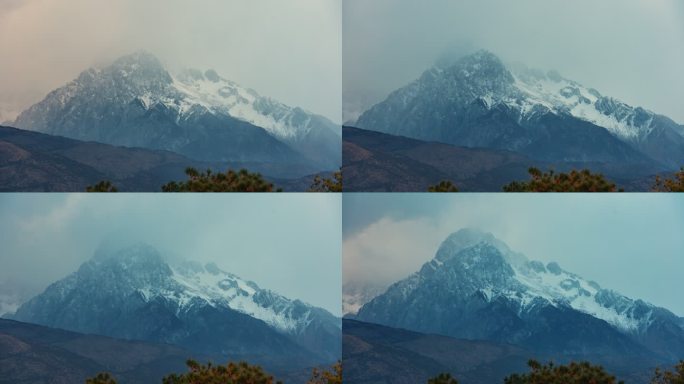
[0,318,190,384]
[354,50,683,173]
[342,126,660,191]
[11,51,340,173]
[9,244,341,374]
[0,125,320,191]
[353,229,684,381]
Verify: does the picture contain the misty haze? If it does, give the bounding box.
[343,193,684,383]
[342,0,684,192]
[0,0,342,192]
[0,194,342,383]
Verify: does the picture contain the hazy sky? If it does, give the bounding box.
[0,0,341,123]
[343,193,684,316]
[0,194,341,316]
[343,0,684,123]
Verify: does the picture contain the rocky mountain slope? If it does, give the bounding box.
[10,243,341,370]
[356,50,684,169]
[343,126,540,192]
[342,126,660,191]
[0,318,190,384]
[12,51,340,171]
[355,229,684,365]
[343,319,535,384]
[0,125,321,191]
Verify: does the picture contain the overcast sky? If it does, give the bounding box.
[343,0,684,123]
[0,0,341,123]
[343,193,684,316]
[0,194,341,316]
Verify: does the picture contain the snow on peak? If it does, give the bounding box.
[509,259,651,333]
[436,228,528,267]
[14,52,330,144]
[508,65,656,141]
[134,260,316,334]
[169,67,315,141]
[427,230,658,334]
[80,243,323,336]
[391,51,660,143]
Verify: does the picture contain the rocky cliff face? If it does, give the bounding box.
[356,228,684,361]
[12,243,341,365]
[13,51,340,170]
[356,50,684,168]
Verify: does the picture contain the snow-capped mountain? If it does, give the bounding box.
[173,68,339,142]
[356,50,684,169]
[12,51,340,171]
[355,228,684,361]
[10,243,341,365]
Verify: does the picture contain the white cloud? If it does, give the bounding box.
[343,217,446,285]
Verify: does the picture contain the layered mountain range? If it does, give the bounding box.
[0,318,190,384]
[10,51,340,177]
[8,243,341,374]
[343,318,535,384]
[354,50,684,174]
[352,228,684,379]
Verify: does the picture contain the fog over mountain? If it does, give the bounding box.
[0,0,341,124]
[342,194,684,317]
[343,0,684,124]
[0,194,342,316]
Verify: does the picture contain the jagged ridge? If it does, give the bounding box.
[11,243,341,363]
[356,50,684,169]
[356,228,684,361]
[12,51,340,170]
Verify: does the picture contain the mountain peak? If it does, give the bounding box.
[356,231,684,363]
[111,50,164,69]
[204,69,221,82]
[435,228,497,262]
[204,262,222,275]
[434,49,501,69]
[447,50,512,82]
[356,47,684,170]
[12,244,341,363]
[11,49,340,172]
[93,51,173,89]
[445,227,491,241]
[92,242,160,261]
[468,49,501,63]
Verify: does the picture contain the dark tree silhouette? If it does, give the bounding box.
[85,372,117,384]
[504,360,623,384]
[427,180,459,192]
[651,360,684,384]
[427,372,459,384]
[162,359,281,384]
[503,167,621,192]
[86,180,118,192]
[309,169,342,192]
[162,167,280,192]
[653,168,684,192]
[308,361,342,384]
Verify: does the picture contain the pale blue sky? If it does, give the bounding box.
[343,194,684,316]
[0,193,341,316]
